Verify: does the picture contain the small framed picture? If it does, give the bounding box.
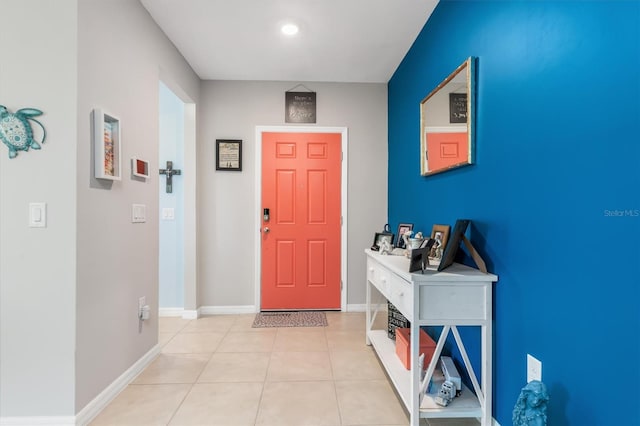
[409,238,436,273]
[93,108,121,180]
[131,157,149,179]
[372,232,394,249]
[395,223,413,249]
[430,224,451,259]
[216,139,242,171]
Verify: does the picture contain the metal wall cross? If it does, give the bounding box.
[159,161,182,193]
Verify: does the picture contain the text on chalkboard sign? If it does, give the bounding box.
[449,93,467,123]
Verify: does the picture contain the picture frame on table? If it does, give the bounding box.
[430,224,451,258]
[372,232,394,250]
[437,219,470,271]
[395,223,413,249]
[409,238,436,273]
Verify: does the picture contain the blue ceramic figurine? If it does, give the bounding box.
[512,380,549,426]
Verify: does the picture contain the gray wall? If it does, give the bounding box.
[75,0,200,412]
[198,81,388,309]
[0,0,78,416]
[1,1,388,418]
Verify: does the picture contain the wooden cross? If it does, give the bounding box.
[159,161,181,193]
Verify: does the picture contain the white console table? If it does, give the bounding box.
[365,249,498,426]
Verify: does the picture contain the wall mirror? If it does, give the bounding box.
[420,57,476,176]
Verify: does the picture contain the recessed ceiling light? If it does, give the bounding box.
[281,23,299,36]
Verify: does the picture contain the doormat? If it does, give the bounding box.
[252,311,328,328]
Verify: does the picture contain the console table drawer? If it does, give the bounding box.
[367,258,394,298]
[418,284,489,322]
[367,257,413,321]
[387,273,413,321]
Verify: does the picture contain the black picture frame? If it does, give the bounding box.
[449,92,468,123]
[395,223,413,249]
[409,238,436,273]
[216,139,242,171]
[372,232,394,249]
[437,219,470,271]
[285,91,317,123]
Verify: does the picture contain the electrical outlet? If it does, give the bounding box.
[138,296,146,318]
[527,354,542,383]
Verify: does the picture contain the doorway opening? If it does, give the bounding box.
[158,78,197,318]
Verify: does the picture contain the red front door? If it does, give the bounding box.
[261,132,341,310]
[426,131,468,171]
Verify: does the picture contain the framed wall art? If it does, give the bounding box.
[131,157,149,179]
[216,139,242,171]
[93,108,121,180]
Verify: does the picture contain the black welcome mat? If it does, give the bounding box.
[252,311,328,328]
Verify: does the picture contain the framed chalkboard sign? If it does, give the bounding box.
[437,219,470,271]
[449,93,467,123]
[285,91,316,123]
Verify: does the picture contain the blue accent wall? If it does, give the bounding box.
[388,1,640,424]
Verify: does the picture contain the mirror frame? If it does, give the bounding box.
[420,57,476,176]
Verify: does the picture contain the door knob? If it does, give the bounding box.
[263,227,270,233]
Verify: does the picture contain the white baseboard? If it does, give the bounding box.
[0,416,75,425]
[160,307,258,318]
[181,309,199,319]
[346,304,367,312]
[199,305,257,315]
[163,305,375,316]
[158,307,184,317]
[158,308,200,319]
[74,344,160,426]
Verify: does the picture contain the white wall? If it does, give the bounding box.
[0,0,78,417]
[75,0,199,412]
[198,81,388,309]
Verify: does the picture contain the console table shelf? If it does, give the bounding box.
[365,249,497,426]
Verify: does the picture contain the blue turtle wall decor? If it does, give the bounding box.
[0,105,46,158]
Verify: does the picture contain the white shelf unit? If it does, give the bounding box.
[365,249,498,426]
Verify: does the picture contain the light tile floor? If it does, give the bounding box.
[89,312,480,426]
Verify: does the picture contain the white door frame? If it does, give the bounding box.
[254,126,348,312]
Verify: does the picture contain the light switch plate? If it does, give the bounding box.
[527,354,542,382]
[162,207,175,220]
[132,204,146,223]
[29,202,46,228]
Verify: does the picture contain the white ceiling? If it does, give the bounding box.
[140,0,439,83]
